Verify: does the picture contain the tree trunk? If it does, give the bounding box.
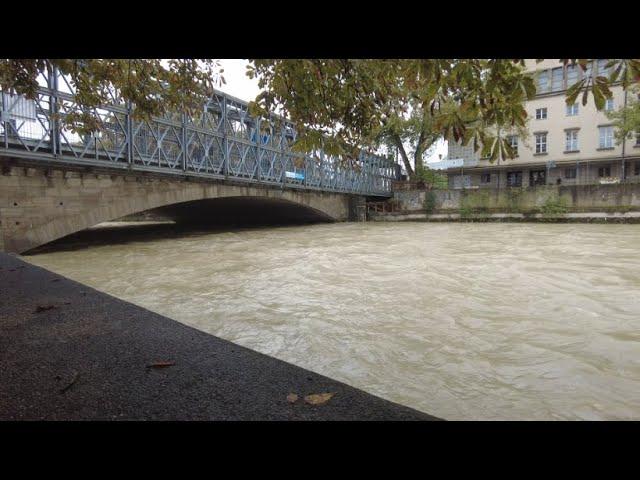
[391,134,414,178]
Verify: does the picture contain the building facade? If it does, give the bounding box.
[445,59,640,189]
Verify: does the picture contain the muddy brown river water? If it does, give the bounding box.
[24,222,640,420]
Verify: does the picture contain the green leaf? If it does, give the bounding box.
[592,83,606,110]
[565,78,585,106]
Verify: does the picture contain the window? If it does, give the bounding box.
[605,98,614,111]
[636,133,640,146]
[507,135,518,156]
[584,61,593,80]
[552,67,564,91]
[566,103,579,116]
[535,108,547,120]
[507,171,522,187]
[565,130,579,151]
[566,64,579,88]
[598,166,611,177]
[537,70,550,94]
[635,162,640,176]
[564,168,577,179]
[535,132,548,154]
[599,126,614,148]
[530,170,547,186]
[481,173,491,183]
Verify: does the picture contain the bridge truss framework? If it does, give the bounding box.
[0,66,395,197]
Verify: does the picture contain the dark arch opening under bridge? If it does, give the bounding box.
[147,196,336,226]
[24,196,337,254]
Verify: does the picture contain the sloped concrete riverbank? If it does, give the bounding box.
[0,253,438,421]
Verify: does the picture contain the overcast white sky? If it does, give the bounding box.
[217,59,447,164]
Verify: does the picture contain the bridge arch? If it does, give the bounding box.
[148,195,337,226]
[0,164,357,253]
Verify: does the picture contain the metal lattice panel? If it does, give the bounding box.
[0,65,394,196]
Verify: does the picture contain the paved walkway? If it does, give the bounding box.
[0,253,438,420]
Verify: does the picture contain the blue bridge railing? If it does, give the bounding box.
[0,67,394,196]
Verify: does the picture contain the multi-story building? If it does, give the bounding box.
[444,59,640,188]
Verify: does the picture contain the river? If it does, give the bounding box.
[24,222,640,420]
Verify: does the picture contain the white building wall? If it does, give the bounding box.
[446,59,640,187]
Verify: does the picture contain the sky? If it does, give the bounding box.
[217,59,448,165]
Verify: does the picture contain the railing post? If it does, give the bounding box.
[1,90,7,149]
[303,155,308,188]
[255,116,261,182]
[222,95,229,179]
[281,124,286,187]
[319,150,324,188]
[48,64,59,157]
[182,112,187,173]
[126,100,133,169]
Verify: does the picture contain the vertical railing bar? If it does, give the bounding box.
[255,116,261,182]
[281,123,286,187]
[222,95,229,179]
[182,112,187,173]
[304,154,308,188]
[126,100,133,169]
[1,90,7,149]
[156,122,161,167]
[48,63,59,158]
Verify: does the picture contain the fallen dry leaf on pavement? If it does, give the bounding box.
[304,393,335,405]
[59,372,79,394]
[286,393,299,403]
[146,361,175,369]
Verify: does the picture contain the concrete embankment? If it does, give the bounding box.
[372,184,640,223]
[371,211,640,223]
[0,253,438,421]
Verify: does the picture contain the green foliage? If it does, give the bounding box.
[606,85,640,145]
[565,59,640,110]
[459,205,473,218]
[540,196,569,215]
[459,189,491,215]
[4,58,637,167]
[247,59,638,174]
[424,190,437,213]
[248,59,538,174]
[505,187,524,213]
[415,165,448,189]
[0,59,224,135]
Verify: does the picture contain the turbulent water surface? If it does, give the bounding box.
[24,222,640,420]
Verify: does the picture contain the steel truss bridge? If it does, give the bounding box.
[0,67,394,197]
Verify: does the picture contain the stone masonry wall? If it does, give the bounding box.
[0,161,353,254]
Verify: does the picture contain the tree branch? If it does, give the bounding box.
[389,132,414,177]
